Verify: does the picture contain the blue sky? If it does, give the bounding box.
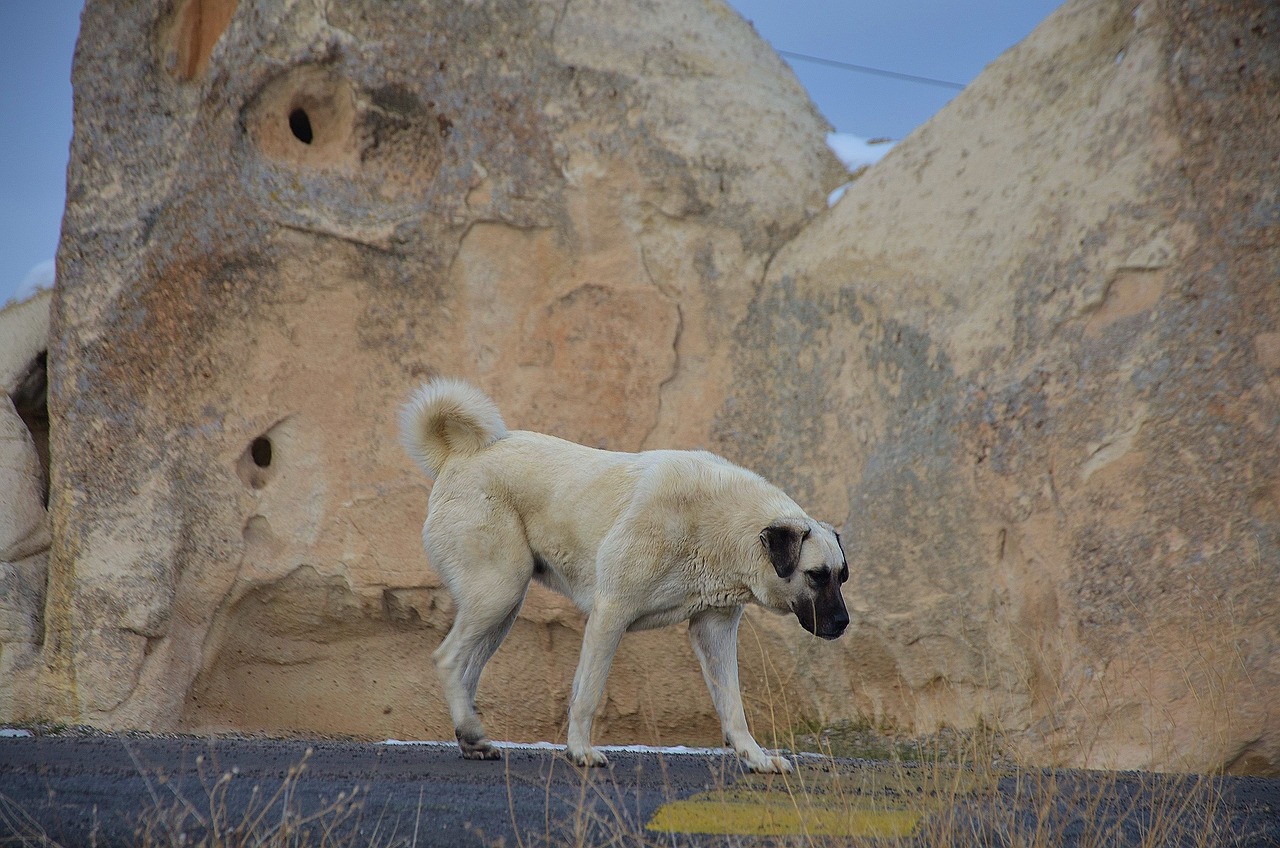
[0,0,1062,306]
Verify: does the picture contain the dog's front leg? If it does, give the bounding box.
[689,607,794,774]
[566,602,627,768]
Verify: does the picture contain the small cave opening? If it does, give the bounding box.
[289,108,314,144]
[250,436,273,469]
[237,428,281,490]
[9,350,49,508]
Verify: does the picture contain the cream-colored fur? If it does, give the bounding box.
[399,378,507,479]
[399,378,849,773]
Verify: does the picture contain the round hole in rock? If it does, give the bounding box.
[289,108,314,144]
[250,436,273,469]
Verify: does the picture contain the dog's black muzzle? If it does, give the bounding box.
[793,588,850,641]
[817,612,850,640]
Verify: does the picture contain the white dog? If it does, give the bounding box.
[399,378,849,773]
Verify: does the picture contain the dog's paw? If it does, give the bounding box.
[458,734,502,760]
[745,753,794,774]
[568,746,609,768]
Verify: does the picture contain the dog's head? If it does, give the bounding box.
[758,518,850,640]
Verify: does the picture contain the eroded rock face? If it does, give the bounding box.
[10,0,1278,777]
[0,290,52,721]
[34,0,844,743]
[719,0,1280,773]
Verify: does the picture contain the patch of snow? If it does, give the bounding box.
[0,728,35,738]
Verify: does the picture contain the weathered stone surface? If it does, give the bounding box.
[0,290,52,720]
[719,0,1280,773]
[31,0,843,744]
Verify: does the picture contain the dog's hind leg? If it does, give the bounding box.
[689,606,793,774]
[428,507,532,760]
[433,579,528,759]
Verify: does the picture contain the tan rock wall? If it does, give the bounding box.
[31,0,844,746]
[729,0,1280,773]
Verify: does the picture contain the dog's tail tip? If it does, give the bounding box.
[399,378,508,479]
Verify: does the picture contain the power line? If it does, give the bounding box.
[776,49,966,91]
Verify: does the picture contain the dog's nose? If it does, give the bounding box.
[821,611,850,639]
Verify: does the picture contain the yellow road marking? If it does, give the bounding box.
[647,799,920,838]
[646,763,988,839]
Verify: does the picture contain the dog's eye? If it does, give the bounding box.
[839,564,848,583]
[806,571,827,587]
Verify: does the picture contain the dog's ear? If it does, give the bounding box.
[760,519,809,579]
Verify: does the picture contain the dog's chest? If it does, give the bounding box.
[622,563,752,632]
[625,592,750,632]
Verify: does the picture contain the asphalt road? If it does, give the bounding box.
[2,736,734,847]
[2,734,1279,847]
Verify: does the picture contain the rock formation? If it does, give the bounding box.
[0,291,52,721]
[719,0,1280,773]
[2,0,1277,776]
[13,0,845,747]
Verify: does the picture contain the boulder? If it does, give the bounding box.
[33,0,845,744]
[722,0,1280,773]
[0,290,52,720]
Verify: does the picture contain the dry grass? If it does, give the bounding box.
[129,747,378,848]
[780,719,1237,847]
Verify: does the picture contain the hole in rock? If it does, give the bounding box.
[237,422,289,489]
[250,436,273,469]
[289,108,314,144]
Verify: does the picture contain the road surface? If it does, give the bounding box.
[2,733,1278,846]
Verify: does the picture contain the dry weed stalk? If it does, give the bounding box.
[126,745,412,848]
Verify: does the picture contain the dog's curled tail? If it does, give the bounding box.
[399,378,508,479]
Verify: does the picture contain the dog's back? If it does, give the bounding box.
[400,379,793,560]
